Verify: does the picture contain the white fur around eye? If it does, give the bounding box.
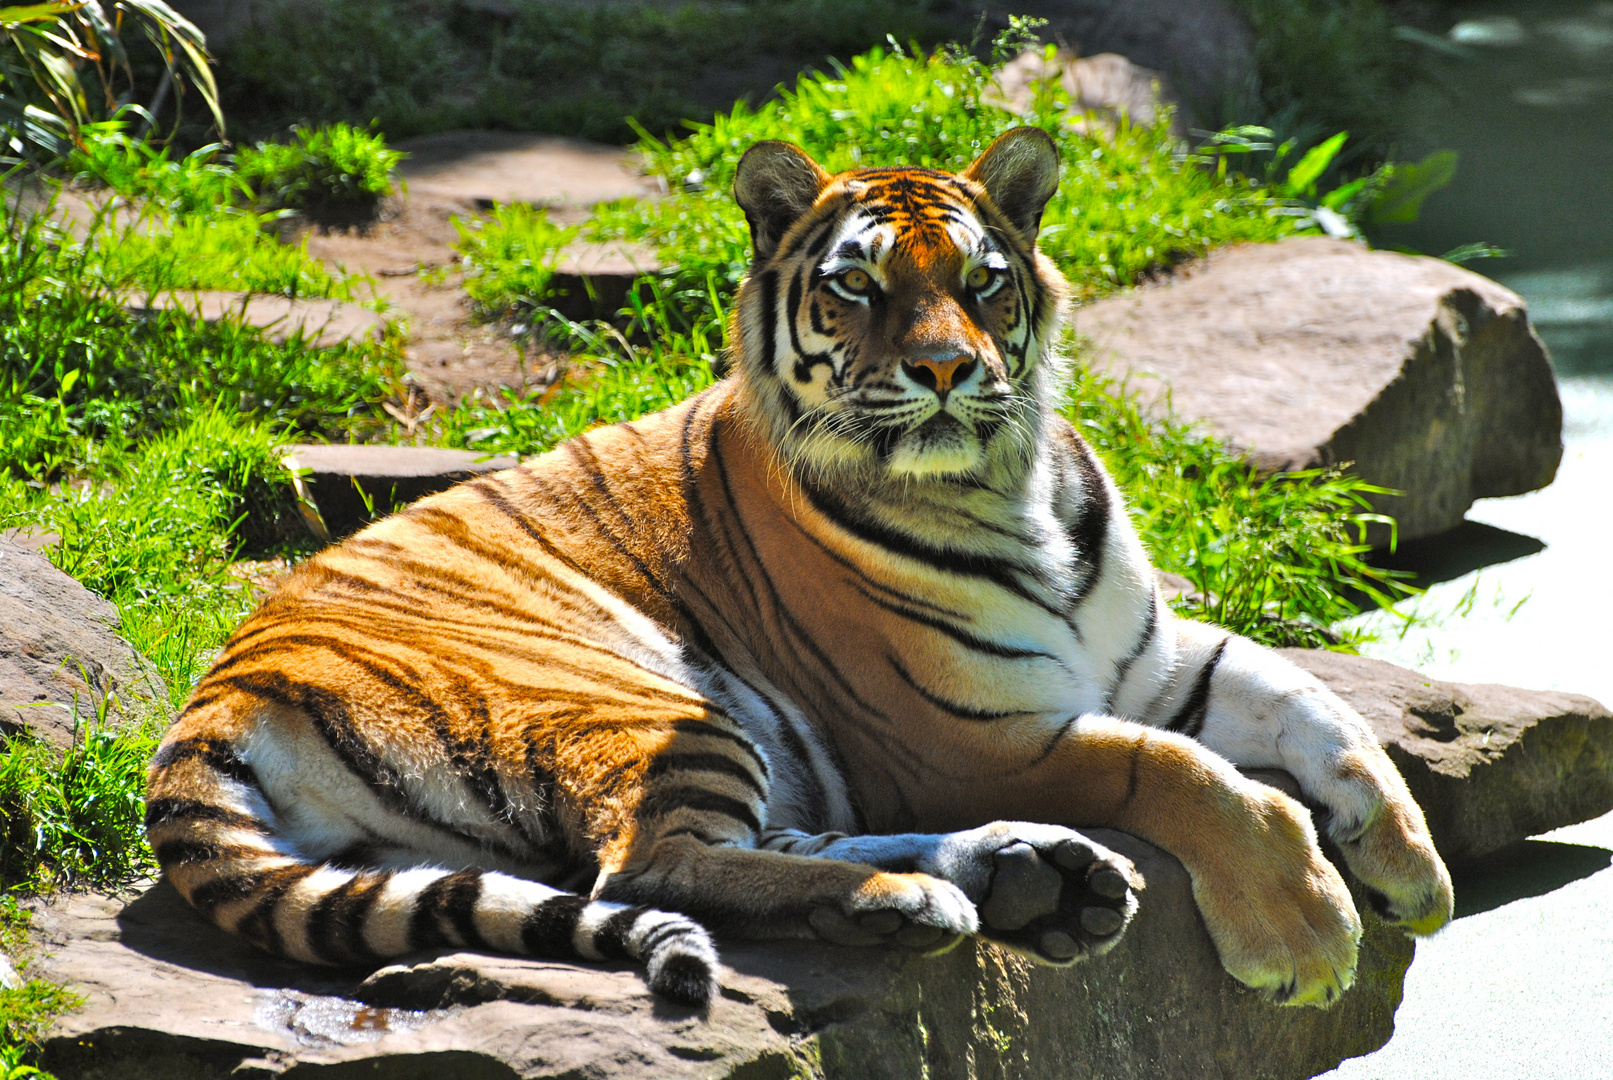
[970,267,1007,299]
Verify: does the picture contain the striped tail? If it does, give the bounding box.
[144,747,720,1006]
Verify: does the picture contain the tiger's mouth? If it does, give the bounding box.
[879,411,985,477]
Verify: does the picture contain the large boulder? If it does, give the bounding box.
[1074,236,1564,542]
[34,831,1411,1080]
[947,0,1255,123]
[0,537,169,745]
[1285,649,1613,863]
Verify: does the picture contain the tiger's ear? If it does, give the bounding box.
[964,127,1061,240]
[734,141,833,261]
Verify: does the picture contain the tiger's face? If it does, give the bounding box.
[731,128,1069,486]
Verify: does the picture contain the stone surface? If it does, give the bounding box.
[0,538,169,745]
[34,830,1411,1080]
[130,291,386,350]
[393,131,661,216]
[1285,649,1613,863]
[282,445,520,541]
[1074,236,1565,541]
[547,239,663,322]
[946,0,1255,124]
[994,50,1184,136]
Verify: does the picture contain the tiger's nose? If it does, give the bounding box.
[903,354,978,395]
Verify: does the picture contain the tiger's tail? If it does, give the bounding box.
[145,736,720,1006]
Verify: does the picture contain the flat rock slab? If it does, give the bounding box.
[394,131,661,214]
[282,445,519,541]
[34,829,1410,1080]
[1286,649,1613,863]
[1074,236,1564,541]
[546,238,663,321]
[0,537,169,744]
[131,292,386,350]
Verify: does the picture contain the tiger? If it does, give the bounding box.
[146,127,1453,1009]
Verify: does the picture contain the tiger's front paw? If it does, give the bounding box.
[926,823,1140,964]
[1317,752,1453,937]
[1194,788,1362,1008]
[809,872,977,954]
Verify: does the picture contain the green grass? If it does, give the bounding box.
[235,122,404,218]
[0,898,79,1079]
[454,203,578,318]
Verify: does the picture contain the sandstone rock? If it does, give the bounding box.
[393,131,661,217]
[282,445,520,541]
[948,0,1255,124]
[0,538,169,746]
[34,828,1410,1080]
[994,50,1184,136]
[547,238,663,322]
[1075,237,1564,541]
[130,291,386,350]
[1286,649,1613,863]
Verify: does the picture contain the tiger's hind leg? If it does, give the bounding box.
[762,823,1141,963]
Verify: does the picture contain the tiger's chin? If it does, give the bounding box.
[885,416,986,480]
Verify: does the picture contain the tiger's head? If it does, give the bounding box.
[730,127,1069,489]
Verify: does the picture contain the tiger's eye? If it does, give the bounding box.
[967,266,993,290]
[842,269,871,292]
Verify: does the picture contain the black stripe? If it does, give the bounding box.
[595,906,644,960]
[886,654,1029,721]
[306,872,387,964]
[668,719,770,779]
[1105,597,1160,712]
[409,870,487,952]
[854,583,1059,662]
[646,752,767,798]
[1166,638,1229,738]
[756,269,779,374]
[802,482,1060,615]
[637,918,694,956]
[638,785,762,836]
[658,826,725,845]
[232,865,318,956]
[216,671,414,814]
[150,736,256,786]
[152,838,265,866]
[1064,433,1113,608]
[145,799,267,833]
[521,895,588,957]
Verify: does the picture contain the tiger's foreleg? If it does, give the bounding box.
[962,718,1363,1007]
[588,716,981,955]
[759,823,1140,963]
[1157,620,1454,936]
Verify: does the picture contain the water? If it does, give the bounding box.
[1322,4,1613,1077]
[1348,0,1613,706]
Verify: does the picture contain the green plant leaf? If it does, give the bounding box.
[1364,150,1458,225]
[1282,131,1347,197]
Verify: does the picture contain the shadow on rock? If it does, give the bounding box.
[1451,839,1613,919]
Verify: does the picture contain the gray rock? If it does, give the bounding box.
[1075,237,1564,541]
[946,0,1255,124]
[129,291,386,350]
[993,50,1185,137]
[282,445,520,541]
[33,830,1411,1080]
[1285,649,1613,863]
[0,538,169,745]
